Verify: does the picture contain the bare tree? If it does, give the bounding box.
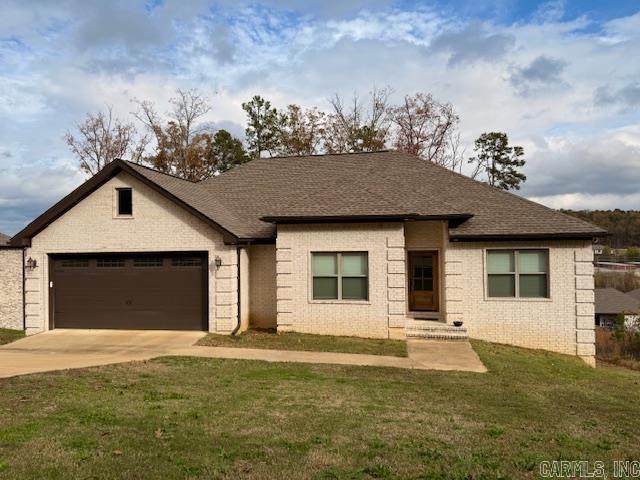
[441,130,466,172]
[65,106,148,176]
[390,93,459,167]
[324,87,393,153]
[133,89,215,180]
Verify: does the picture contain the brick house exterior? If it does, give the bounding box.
[0,245,23,331]
[2,152,605,366]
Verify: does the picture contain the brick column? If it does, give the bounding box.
[575,245,596,367]
[214,248,239,333]
[386,233,406,338]
[275,236,294,332]
[444,246,463,325]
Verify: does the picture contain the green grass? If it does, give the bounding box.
[0,329,24,346]
[0,342,639,479]
[197,329,408,357]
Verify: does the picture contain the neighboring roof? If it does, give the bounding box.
[10,151,607,245]
[626,288,640,302]
[0,232,10,245]
[200,150,606,240]
[595,288,640,315]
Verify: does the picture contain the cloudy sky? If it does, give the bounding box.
[1,0,639,235]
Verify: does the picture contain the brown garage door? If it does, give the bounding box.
[51,253,207,330]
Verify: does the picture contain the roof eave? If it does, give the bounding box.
[450,231,607,242]
[260,213,473,225]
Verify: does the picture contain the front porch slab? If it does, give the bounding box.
[407,339,487,372]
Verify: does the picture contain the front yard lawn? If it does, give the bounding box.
[0,329,24,346]
[1,342,639,479]
[197,329,408,357]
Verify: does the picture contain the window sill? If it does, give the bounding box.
[309,299,371,305]
[113,215,134,220]
[484,297,552,302]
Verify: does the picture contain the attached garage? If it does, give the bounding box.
[50,253,208,330]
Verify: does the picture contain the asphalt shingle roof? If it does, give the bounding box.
[626,288,640,302]
[0,232,10,245]
[125,162,255,238]
[152,150,603,240]
[595,288,640,315]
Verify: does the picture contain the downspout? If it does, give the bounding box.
[22,248,26,331]
[231,246,242,335]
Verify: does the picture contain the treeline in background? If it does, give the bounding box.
[563,209,640,250]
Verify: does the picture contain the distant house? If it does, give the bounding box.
[594,288,640,329]
[626,288,640,302]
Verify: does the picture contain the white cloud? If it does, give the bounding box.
[0,1,639,234]
[530,192,640,210]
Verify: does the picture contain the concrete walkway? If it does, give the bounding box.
[171,340,487,372]
[0,330,486,379]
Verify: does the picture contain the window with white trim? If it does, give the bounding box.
[486,249,549,298]
[312,252,368,300]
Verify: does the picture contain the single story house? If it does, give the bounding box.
[0,151,605,365]
[594,287,640,329]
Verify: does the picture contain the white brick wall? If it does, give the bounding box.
[249,245,277,329]
[445,240,595,365]
[25,172,237,335]
[274,222,595,365]
[0,248,23,330]
[276,223,405,338]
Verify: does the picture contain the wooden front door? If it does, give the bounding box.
[409,251,438,311]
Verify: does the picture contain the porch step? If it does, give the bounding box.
[405,323,468,341]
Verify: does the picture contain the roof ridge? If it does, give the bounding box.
[120,159,201,184]
[200,150,395,185]
[264,150,391,161]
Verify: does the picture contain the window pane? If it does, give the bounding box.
[342,253,367,276]
[118,188,132,215]
[312,253,337,276]
[520,274,548,298]
[488,274,515,297]
[172,257,203,267]
[313,277,338,299]
[519,250,547,273]
[342,277,368,300]
[133,257,163,267]
[97,258,125,268]
[487,251,514,273]
[61,259,89,268]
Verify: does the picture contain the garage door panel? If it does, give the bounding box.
[52,254,207,330]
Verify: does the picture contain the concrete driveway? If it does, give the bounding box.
[0,329,206,378]
[0,330,486,378]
